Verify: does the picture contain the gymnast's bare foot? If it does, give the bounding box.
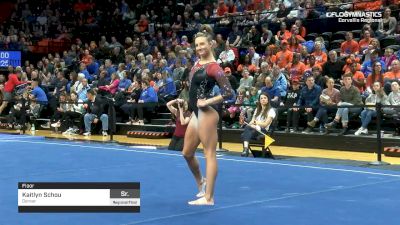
[188,197,214,206]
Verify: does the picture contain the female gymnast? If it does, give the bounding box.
[184,27,233,206]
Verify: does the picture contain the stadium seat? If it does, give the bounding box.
[380,37,398,49]
[351,30,362,38]
[332,31,347,40]
[305,33,318,41]
[330,39,344,50]
[321,32,332,41]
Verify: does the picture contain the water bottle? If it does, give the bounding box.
[31,124,35,132]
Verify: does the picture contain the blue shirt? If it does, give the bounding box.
[361,59,386,78]
[118,78,132,91]
[140,87,158,103]
[297,84,322,107]
[31,86,48,104]
[158,77,176,96]
[260,85,281,99]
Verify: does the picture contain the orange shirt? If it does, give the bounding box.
[343,63,361,73]
[276,50,293,69]
[237,64,257,73]
[383,71,400,80]
[352,71,366,92]
[311,51,327,66]
[263,55,277,67]
[277,30,291,41]
[366,73,384,88]
[287,62,306,81]
[289,44,302,53]
[341,40,359,55]
[354,0,382,11]
[358,38,371,51]
[299,26,306,38]
[217,4,228,16]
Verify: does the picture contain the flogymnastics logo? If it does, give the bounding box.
[326,11,382,23]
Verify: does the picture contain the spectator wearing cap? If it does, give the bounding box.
[283,78,301,132]
[293,75,322,133]
[276,40,293,69]
[323,50,345,81]
[224,67,239,91]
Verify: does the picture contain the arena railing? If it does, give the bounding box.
[5,97,399,165]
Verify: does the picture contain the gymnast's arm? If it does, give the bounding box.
[205,63,234,105]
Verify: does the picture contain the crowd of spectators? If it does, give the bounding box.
[0,0,400,137]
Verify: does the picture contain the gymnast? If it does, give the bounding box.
[183,25,233,206]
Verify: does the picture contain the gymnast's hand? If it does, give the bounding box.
[197,99,209,108]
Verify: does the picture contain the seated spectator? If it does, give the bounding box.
[293,75,322,133]
[323,50,345,81]
[376,8,397,39]
[312,66,326,89]
[226,24,242,48]
[381,48,396,71]
[358,30,372,53]
[224,67,239,91]
[343,54,361,73]
[0,71,26,115]
[384,81,400,136]
[50,93,69,129]
[261,76,281,107]
[286,53,306,82]
[383,60,400,93]
[276,40,294,69]
[325,74,363,135]
[83,89,109,136]
[307,78,340,132]
[237,55,257,73]
[260,24,273,47]
[166,98,191,151]
[62,91,85,135]
[295,19,307,38]
[355,82,389,135]
[157,71,177,105]
[77,78,90,102]
[361,50,385,78]
[365,61,384,95]
[288,34,302,53]
[362,39,380,63]
[134,14,149,33]
[247,45,260,67]
[240,92,276,157]
[311,41,327,66]
[274,3,290,23]
[261,46,277,68]
[81,49,93,66]
[270,65,288,98]
[217,43,235,66]
[340,32,359,57]
[29,79,48,106]
[349,63,366,93]
[98,72,120,96]
[127,80,158,125]
[237,70,254,91]
[275,22,291,43]
[118,71,132,92]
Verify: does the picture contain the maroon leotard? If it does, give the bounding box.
[188,62,233,116]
